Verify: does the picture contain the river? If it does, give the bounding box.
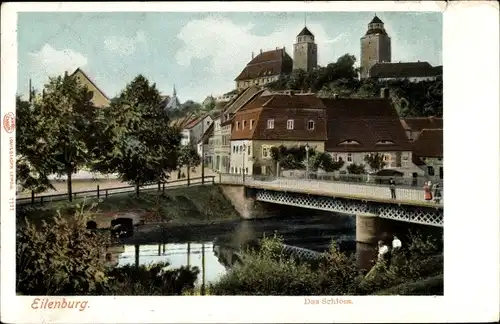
[114,211,442,286]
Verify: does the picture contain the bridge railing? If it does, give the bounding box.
[217,173,444,205]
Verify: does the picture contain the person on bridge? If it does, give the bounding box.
[433,183,442,204]
[423,181,433,201]
[389,177,397,199]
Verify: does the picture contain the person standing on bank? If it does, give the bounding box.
[389,177,396,199]
[392,235,402,252]
[377,240,389,265]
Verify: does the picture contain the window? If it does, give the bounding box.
[243,120,247,129]
[332,154,338,161]
[267,119,274,129]
[236,121,240,130]
[383,154,392,162]
[248,146,251,155]
[427,166,435,176]
[262,146,270,158]
[307,120,315,130]
[245,167,248,174]
[232,146,236,153]
[239,145,243,153]
[250,119,255,129]
[347,153,352,162]
[287,119,294,130]
[439,167,443,179]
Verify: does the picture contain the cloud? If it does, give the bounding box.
[28,44,88,77]
[175,17,347,96]
[104,30,147,55]
[324,33,348,44]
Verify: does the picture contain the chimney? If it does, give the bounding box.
[260,49,263,54]
[252,52,254,59]
[380,87,390,99]
[333,93,339,99]
[283,46,286,56]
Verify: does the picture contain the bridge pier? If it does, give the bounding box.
[355,213,380,245]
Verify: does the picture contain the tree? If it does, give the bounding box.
[178,144,201,183]
[92,75,181,197]
[270,145,310,171]
[364,153,387,172]
[347,163,366,175]
[23,73,99,201]
[309,152,345,172]
[16,95,54,193]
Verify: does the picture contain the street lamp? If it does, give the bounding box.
[305,143,310,180]
[242,143,246,183]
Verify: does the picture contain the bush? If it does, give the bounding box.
[16,203,111,295]
[16,203,200,295]
[210,234,361,295]
[210,232,443,296]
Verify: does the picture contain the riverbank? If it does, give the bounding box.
[16,185,240,228]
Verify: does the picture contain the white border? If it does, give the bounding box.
[2,1,499,323]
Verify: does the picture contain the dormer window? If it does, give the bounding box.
[243,120,247,129]
[287,119,294,130]
[250,119,255,129]
[307,120,315,130]
[236,121,240,130]
[339,140,360,145]
[267,119,274,129]
[376,140,396,145]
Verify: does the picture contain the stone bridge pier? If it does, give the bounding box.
[219,185,280,219]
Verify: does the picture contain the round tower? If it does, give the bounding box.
[293,26,318,72]
[360,15,391,79]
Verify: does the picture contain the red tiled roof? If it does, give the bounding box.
[323,98,412,152]
[184,113,210,130]
[231,94,327,141]
[401,117,443,132]
[220,87,265,126]
[412,128,443,158]
[235,48,293,81]
[369,62,441,79]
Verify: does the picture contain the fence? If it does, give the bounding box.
[16,176,216,206]
[217,172,444,191]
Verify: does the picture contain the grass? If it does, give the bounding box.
[16,185,240,228]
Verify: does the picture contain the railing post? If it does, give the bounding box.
[158,181,161,192]
[105,189,108,198]
[212,176,215,185]
[40,196,44,206]
[31,190,35,205]
[97,185,100,199]
[74,192,77,200]
[162,183,165,193]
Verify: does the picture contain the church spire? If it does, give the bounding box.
[173,84,177,97]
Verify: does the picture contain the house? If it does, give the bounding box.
[400,116,443,141]
[234,47,293,91]
[197,122,215,166]
[213,86,265,173]
[411,128,443,179]
[181,114,213,146]
[322,90,417,176]
[215,90,238,103]
[368,61,442,82]
[70,68,110,107]
[230,91,327,175]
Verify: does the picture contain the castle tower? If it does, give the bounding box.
[360,14,391,79]
[293,26,318,72]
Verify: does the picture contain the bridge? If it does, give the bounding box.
[216,173,443,246]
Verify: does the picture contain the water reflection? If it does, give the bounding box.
[117,243,227,285]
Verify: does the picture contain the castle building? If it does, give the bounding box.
[293,26,318,72]
[234,47,293,91]
[360,15,392,79]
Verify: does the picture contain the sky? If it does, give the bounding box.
[17,11,442,103]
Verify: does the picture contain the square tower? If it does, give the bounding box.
[293,26,318,72]
[360,15,392,79]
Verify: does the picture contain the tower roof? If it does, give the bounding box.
[370,15,383,24]
[298,26,314,37]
